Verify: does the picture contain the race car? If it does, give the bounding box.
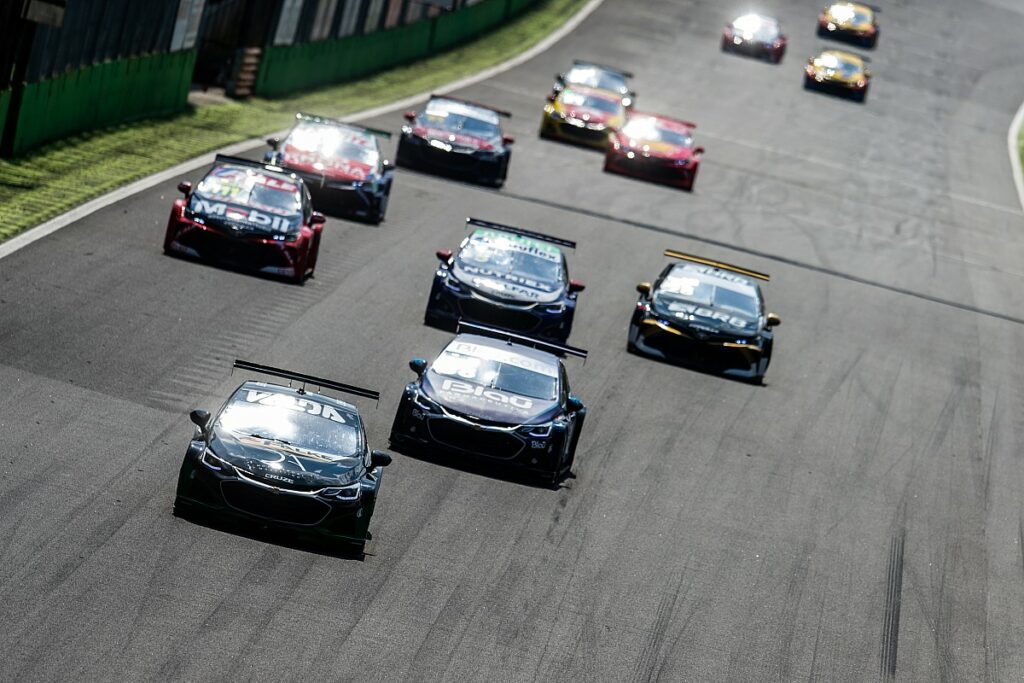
[164,155,325,284]
[389,323,588,487]
[817,2,879,47]
[424,217,585,344]
[803,49,872,101]
[264,113,394,224]
[552,60,635,106]
[604,113,704,191]
[173,360,393,556]
[539,85,627,150]
[721,13,787,63]
[628,250,781,383]
[395,95,514,187]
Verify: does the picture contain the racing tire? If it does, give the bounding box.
[852,88,867,103]
[816,24,828,37]
[863,33,878,48]
[371,193,389,225]
[395,139,415,169]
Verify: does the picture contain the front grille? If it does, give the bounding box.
[221,480,331,525]
[557,123,609,144]
[627,158,690,181]
[428,418,524,459]
[459,297,539,332]
[179,227,290,267]
[425,145,480,170]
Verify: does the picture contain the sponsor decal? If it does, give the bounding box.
[685,264,752,284]
[666,301,751,329]
[460,264,555,297]
[440,379,534,410]
[446,342,558,377]
[474,230,560,260]
[194,199,295,231]
[244,390,350,424]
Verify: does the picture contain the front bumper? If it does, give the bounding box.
[629,315,765,379]
[397,134,506,182]
[539,114,612,149]
[294,171,388,218]
[605,151,696,189]
[424,275,574,344]
[389,389,566,475]
[174,454,376,544]
[165,218,307,279]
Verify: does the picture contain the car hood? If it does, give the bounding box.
[555,102,621,127]
[412,125,496,151]
[189,197,300,238]
[209,428,363,487]
[281,146,376,182]
[451,262,564,304]
[421,373,560,425]
[652,298,760,337]
[615,135,696,161]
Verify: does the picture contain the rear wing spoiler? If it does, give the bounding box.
[213,154,296,177]
[456,322,588,360]
[664,249,770,281]
[466,217,576,249]
[232,360,380,402]
[571,59,634,79]
[294,112,392,139]
[430,93,511,118]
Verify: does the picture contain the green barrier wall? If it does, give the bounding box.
[0,89,10,146]
[255,0,541,98]
[11,50,195,156]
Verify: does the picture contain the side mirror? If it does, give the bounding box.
[502,135,515,146]
[766,313,781,327]
[370,450,393,468]
[693,146,705,155]
[566,395,584,413]
[636,281,652,296]
[189,409,211,431]
[403,110,416,122]
[177,181,192,195]
[409,358,428,376]
[807,57,815,65]
[555,72,565,83]
[266,137,280,150]
[382,159,391,169]
[863,69,872,79]
[436,248,453,262]
[568,279,585,293]
[546,93,557,103]
[310,212,326,225]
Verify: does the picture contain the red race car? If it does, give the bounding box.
[604,113,704,191]
[164,155,325,284]
[721,13,787,63]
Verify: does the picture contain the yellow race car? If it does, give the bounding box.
[817,2,879,47]
[539,85,627,150]
[803,49,871,102]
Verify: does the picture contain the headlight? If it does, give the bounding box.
[201,448,233,473]
[321,483,361,501]
[412,391,437,411]
[540,302,565,313]
[521,423,552,437]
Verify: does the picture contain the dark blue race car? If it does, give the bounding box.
[389,323,588,487]
[424,218,586,344]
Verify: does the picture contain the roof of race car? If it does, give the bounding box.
[426,97,501,125]
[813,49,867,70]
[825,2,875,22]
[465,227,563,260]
[558,84,622,104]
[658,262,761,297]
[444,334,562,375]
[624,112,695,133]
[731,13,779,32]
[207,160,302,193]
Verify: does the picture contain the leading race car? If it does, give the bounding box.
[539,85,627,150]
[389,323,588,487]
[604,113,704,191]
[396,95,514,187]
[164,155,325,284]
[552,60,635,106]
[721,13,787,63]
[264,113,394,224]
[174,360,392,556]
[817,2,879,48]
[628,250,781,383]
[424,217,585,344]
[803,49,872,102]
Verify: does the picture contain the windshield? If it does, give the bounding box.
[217,388,363,461]
[285,121,379,165]
[620,118,693,148]
[191,164,302,218]
[420,101,500,138]
[455,230,564,288]
[559,89,622,114]
[655,266,760,318]
[815,53,862,76]
[431,348,558,401]
[830,4,871,23]
[564,66,628,93]
[731,14,779,40]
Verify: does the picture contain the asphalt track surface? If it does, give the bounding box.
[3,0,1024,680]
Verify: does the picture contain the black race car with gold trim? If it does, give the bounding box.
[628,251,781,382]
[174,360,393,556]
[817,2,879,48]
[389,323,587,487]
[803,49,872,102]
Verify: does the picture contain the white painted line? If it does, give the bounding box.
[0,0,605,262]
[1007,96,1024,213]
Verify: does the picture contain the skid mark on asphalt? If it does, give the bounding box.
[879,530,905,681]
[495,190,1024,327]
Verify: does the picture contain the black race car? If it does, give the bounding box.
[174,360,393,556]
[553,60,635,107]
[264,113,394,224]
[395,95,514,187]
[164,155,325,284]
[389,323,587,487]
[628,250,781,382]
[424,217,585,345]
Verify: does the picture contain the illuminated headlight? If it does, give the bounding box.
[522,423,552,438]
[566,117,586,128]
[827,22,836,30]
[674,159,690,166]
[321,483,361,501]
[585,122,606,131]
[201,449,234,473]
[429,139,452,152]
[443,274,464,291]
[412,392,437,412]
[540,302,565,313]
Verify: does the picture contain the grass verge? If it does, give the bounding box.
[0,0,589,243]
